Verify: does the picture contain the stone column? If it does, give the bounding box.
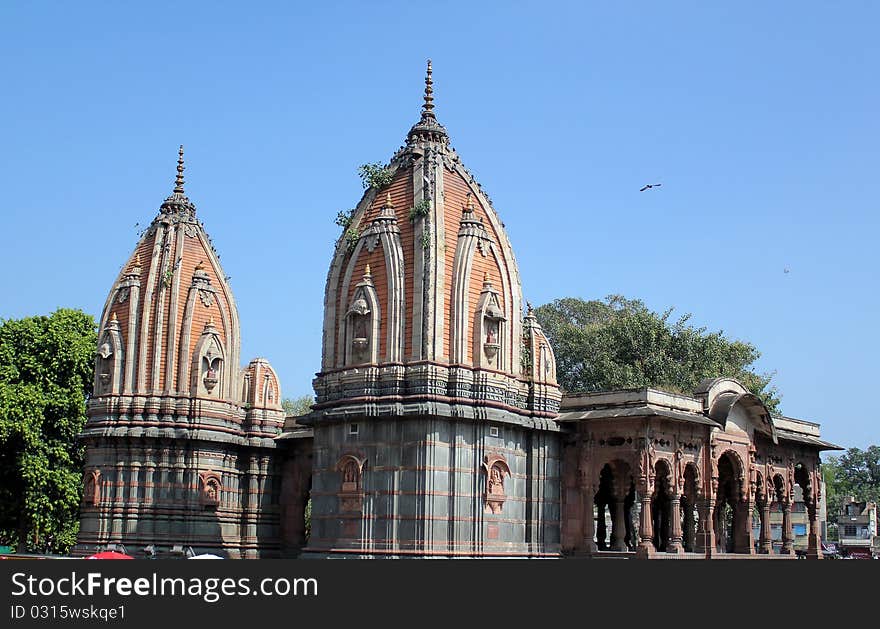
[637,478,654,557]
[759,498,773,554]
[805,501,822,560]
[667,495,684,553]
[781,498,794,555]
[581,478,598,554]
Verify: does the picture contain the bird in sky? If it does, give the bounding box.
[784,268,790,274]
[640,183,662,192]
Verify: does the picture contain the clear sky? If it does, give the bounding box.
[1,2,876,450]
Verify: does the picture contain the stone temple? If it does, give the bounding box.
[76,62,839,559]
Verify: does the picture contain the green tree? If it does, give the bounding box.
[822,446,880,529]
[282,395,314,417]
[0,308,97,554]
[534,296,780,410]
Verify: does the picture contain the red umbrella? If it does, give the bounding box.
[85,551,134,560]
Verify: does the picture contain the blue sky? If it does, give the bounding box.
[1,2,877,450]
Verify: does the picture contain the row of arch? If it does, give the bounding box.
[591,451,818,555]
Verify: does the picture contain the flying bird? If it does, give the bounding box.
[640,183,662,192]
[784,268,790,274]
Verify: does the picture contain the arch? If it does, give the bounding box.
[483,454,511,514]
[681,462,700,552]
[95,320,124,396]
[652,459,673,551]
[190,325,226,398]
[199,472,222,510]
[344,280,380,366]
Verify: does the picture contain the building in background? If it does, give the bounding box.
[837,498,878,559]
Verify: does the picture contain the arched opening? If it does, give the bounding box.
[594,461,633,551]
[714,452,743,553]
[681,463,699,552]
[652,460,672,552]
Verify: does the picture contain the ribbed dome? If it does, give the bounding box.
[93,146,241,403]
[316,62,560,419]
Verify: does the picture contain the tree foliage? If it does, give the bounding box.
[822,446,880,528]
[534,296,780,410]
[0,309,97,554]
[282,395,314,417]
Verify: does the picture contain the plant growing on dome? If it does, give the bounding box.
[345,227,360,253]
[358,162,393,190]
[408,199,431,223]
[421,225,431,250]
[335,208,356,231]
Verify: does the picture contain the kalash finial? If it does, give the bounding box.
[174,145,185,193]
[422,59,435,119]
[385,192,394,208]
[364,264,372,278]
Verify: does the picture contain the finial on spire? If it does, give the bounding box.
[110,312,118,323]
[384,192,394,209]
[207,314,215,328]
[483,271,490,283]
[174,145,185,193]
[422,59,435,119]
[526,301,534,315]
[364,264,372,277]
[464,192,475,212]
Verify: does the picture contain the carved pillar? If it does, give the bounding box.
[668,495,684,553]
[610,478,628,551]
[759,498,773,554]
[781,498,794,555]
[582,480,598,554]
[805,500,822,560]
[637,479,654,557]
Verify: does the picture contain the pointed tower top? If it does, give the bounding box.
[174,145,185,193]
[422,59,435,120]
[364,264,372,278]
[407,59,448,145]
[385,192,394,208]
[161,145,196,215]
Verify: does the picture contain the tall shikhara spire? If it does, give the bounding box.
[408,59,448,145]
[421,59,435,120]
[161,144,196,215]
[174,145,185,193]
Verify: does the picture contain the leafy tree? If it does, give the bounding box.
[282,395,314,417]
[822,446,880,528]
[534,295,780,410]
[0,308,97,554]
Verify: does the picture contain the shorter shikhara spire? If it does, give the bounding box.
[174,145,185,193]
[161,144,196,216]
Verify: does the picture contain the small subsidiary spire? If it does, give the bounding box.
[174,145,185,193]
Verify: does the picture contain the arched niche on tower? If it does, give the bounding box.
[483,454,511,515]
[344,281,380,366]
[95,317,124,396]
[191,322,226,398]
[473,277,506,370]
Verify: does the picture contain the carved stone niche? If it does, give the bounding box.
[199,472,222,510]
[337,454,367,513]
[483,454,512,515]
[83,470,101,506]
[347,297,371,363]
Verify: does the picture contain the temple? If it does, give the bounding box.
[76,62,839,559]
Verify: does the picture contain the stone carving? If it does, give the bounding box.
[198,289,215,308]
[337,455,366,513]
[116,286,130,304]
[483,454,511,515]
[83,470,101,505]
[199,472,222,509]
[202,354,221,393]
